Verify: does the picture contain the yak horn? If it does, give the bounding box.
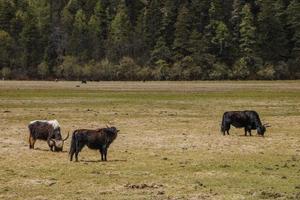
[63,132,69,141]
[106,124,110,128]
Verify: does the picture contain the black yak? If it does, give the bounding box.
[28,120,69,151]
[69,126,119,162]
[221,111,270,136]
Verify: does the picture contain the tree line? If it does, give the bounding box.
[0,0,299,80]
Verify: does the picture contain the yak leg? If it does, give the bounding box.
[75,150,79,162]
[222,127,230,135]
[99,148,104,161]
[29,136,36,149]
[75,142,84,162]
[249,130,252,136]
[226,125,230,135]
[70,148,75,161]
[104,148,108,161]
[244,128,248,136]
[70,151,74,161]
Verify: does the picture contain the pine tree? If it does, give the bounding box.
[287,0,300,57]
[0,30,14,69]
[239,4,256,56]
[208,0,224,21]
[173,4,192,59]
[125,0,144,26]
[70,9,89,61]
[94,1,109,40]
[110,3,131,44]
[87,1,109,60]
[257,1,288,61]
[0,0,15,33]
[143,0,163,49]
[234,4,259,78]
[204,1,230,57]
[162,0,180,47]
[287,0,300,77]
[188,29,215,79]
[107,2,133,62]
[230,0,243,45]
[212,21,230,56]
[150,36,172,63]
[45,0,66,74]
[19,9,42,77]
[190,0,211,32]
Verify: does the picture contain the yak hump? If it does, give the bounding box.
[29,119,60,129]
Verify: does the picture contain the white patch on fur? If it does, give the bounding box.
[29,119,60,129]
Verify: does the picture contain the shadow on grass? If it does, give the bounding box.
[81,159,127,163]
[236,134,265,137]
[33,148,69,153]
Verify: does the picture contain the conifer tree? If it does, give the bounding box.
[287,0,300,77]
[173,4,192,59]
[162,0,180,47]
[0,30,14,69]
[239,4,256,56]
[143,0,163,49]
[151,36,172,63]
[70,9,89,61]
[19,8,42,77]
[107,1,133,62]
[0,0,15,33]
[230,0,243,46]
[257,1,288,61]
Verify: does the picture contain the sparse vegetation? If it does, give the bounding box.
[0,81,299,199]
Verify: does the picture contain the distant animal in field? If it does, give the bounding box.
[28,120,69,151]
[69,126,119,162]
[221,111,270,136]
[81,80,87,84]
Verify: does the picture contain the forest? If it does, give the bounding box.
[0,0,299,80]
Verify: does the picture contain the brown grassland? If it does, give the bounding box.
[0,81,299,200]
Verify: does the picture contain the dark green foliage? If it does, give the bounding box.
[19,8,42,77]
[173,4,192,59]
[0,0,299,80]
[151,36,172,64]
[257,1,288,61]
[287,0,300,78]
[143,0,163,49]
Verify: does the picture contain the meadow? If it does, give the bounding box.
[0,81,299,200]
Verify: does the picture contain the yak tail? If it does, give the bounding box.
[69,130,77,156]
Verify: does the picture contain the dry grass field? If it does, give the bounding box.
[0,81,300,200]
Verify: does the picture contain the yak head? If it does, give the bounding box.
[257,123,270,136]
[49,132,69,151]
[106,125,120,134]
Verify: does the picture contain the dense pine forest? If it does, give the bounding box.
[0,0,299,80]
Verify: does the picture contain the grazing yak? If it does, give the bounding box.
[69,126,119,162]
[28,120,69,151]
[221,111,270,136]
